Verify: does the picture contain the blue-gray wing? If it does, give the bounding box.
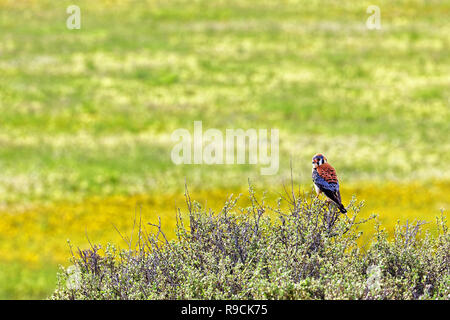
[312,169,346,213]
[312,170,339,193]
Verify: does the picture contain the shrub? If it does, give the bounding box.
[51,184,449,300]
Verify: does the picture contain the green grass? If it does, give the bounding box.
[0,0,449,299]
[0,263,58,300]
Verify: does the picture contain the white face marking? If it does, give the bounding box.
[312,155,326,168]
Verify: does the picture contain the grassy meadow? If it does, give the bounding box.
[0,0,449,299]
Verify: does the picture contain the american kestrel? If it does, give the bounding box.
[312,153,347,213]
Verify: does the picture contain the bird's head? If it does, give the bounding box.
[312,153,327,168]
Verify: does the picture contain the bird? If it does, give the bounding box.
[311,153,347,213]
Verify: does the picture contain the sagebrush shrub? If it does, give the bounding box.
[51,185,449,300]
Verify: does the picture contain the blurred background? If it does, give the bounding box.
[0,0,448,299]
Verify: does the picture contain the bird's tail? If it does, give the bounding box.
[338,204,347,213]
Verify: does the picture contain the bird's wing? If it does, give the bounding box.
[313,164,346,212]
[317,163,339,184]
[312,169,339,193]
